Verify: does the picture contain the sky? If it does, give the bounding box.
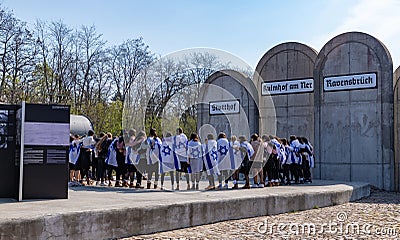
[2,0,400,69]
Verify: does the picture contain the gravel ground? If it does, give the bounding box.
[123,189,400,239]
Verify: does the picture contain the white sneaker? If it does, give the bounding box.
[258,184,264,188]
[251,184,259,188]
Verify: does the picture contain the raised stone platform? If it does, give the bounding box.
[0,180,370,239]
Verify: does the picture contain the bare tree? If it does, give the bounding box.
[48,20,73,103]
[0,9,20,101]
[77,25,106,110]
[109,38,153,101]
[9,23,36,103]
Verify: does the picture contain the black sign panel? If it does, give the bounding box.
[22,103,70,199]
[24,104,70,123]
[0,105,19,198]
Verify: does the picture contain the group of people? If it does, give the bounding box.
[69,127,315,190]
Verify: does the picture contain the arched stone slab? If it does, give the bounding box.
[314,32,393,190]
[393,66,400,191]
[197,70,259,138]
[254,42,317,142]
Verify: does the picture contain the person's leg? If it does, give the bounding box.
[272,164,279,186]
[252,168,259,187]
[107,165,113,186]
[294,163,301,183]
[224,170,230,185]
[92,155,97,181]
[170,171,175,188]
[206,174,215,190]
[232,169,239,189]
[175,171,180,190]
[290,164,298,183]
[97,157,104,184]
[115,164,122,187]
[191,171,196,189]
[69,164,74,182]
[154,163,159,189]
[290,163,295,181]
[304,159,311,182]
[136,169,143,188]
[283,164,290,185]
[128,171,134,187]
[147,167,153,189]
[82,164,90,185]
[180,162,190,190]
[258,167,264,187]
[243,173,250,189]
[262,162,267,185]
[258,166,265,186]
[74,170,80,182]
[218,173,223,188]
[161,173,165,189]
[122,161,129,187]
[222,170,229,188]
[195,173,200,189]
[266,165,273,187]
[79,151,87,183]
[185,172,190,189]
[298,155,305,184]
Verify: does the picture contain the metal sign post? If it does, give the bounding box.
[18,101,25,202]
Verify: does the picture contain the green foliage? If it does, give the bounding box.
[71,100,123,137]
[181,114,197,136]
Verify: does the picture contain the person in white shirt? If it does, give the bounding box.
[80,130,96,185]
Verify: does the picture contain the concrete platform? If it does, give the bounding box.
[0,180,370,239]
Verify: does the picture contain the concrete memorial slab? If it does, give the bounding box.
[197,70,259,138]
[314,32,393,190]
[393,66,400,191]
[254,42,317,142]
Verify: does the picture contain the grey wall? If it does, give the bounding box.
[254,42,317,141]
[393,66,400,191]
[197,70,259,138]
[314,32,394,190]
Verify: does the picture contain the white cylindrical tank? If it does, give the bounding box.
[70,115,93,136]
